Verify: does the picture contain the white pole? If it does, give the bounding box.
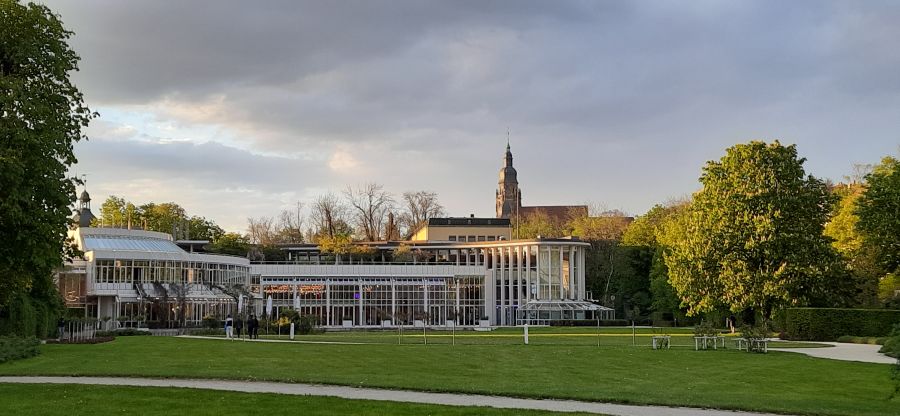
[524,324,529,345]
[290,322,295,340]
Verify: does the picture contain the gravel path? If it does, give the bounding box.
[0,376,791,416]
[770,342,896,364]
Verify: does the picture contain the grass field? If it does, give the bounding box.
[0,383,589,416]
[0,335,896,416]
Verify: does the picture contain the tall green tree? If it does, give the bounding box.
[0,2,94,311]
[857,156,900,274]
[663,141,844,318]
[824,184,880,306]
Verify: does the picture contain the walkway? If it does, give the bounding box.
[770,342,896,364]
[0,376,791,416]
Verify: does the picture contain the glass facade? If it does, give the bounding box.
[263,276,484,327]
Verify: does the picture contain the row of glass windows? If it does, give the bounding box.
[264,277,484,326]
[94,259,250,287]
[447,235,504,242]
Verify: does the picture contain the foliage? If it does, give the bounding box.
[693,321,719,337]
[187,328,227,336]
[94,328,151,337]
[201,315,221,329]
[318,234,353,263]
[781,308,900,341]
[515,209,564,239]
[663,141,843,317]
[836,335,886,345]
[0,1,93,311]
[880,323,900,359]
[569,214,630,242]
[95,196,224,240]
[740,323,771,353]
[823,184,882,307]
[0,336,40,364]
[856,157,900,273]
[208,232,250,257]
[0,290,59,338]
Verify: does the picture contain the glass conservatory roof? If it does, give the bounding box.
[82,236,184,253]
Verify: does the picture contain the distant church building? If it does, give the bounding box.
[496,142,588,223]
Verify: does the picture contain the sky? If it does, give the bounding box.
[42,0,900,232]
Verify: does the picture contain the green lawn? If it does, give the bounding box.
[0,336,896,416]
[0,383,588,416]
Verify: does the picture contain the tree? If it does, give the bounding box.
[207,232,250,257]
[622,203,690,319]
[399,191,445,237]
[516,210,563,239]
[662,141,843,318]
[0,2,94,317]
[309,193,348,241]
[277,202,304,244]
[345,183,395,241]
[824,183,880,306]
[857,156,900,274]
[246,216,277,246]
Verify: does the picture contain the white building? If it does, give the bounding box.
[58,227,251,328]
[255,238,612,327]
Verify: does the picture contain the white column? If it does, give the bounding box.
[579,247,586,300]
[558,246,565,300]
[358,280,364,326]
[423,277,429,326]
[568,246,576,300]
[534,245,541,300]
[525,245,532,302]
[455,278,461,325]
[391,279,396,323]
[326,279,331,326]
[499,247,506,325]
[515,246,522,307]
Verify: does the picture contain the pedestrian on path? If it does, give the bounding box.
[57,317,65,341]
[224,314,234,340]
[235,316,244,340]
[248,315,259,339]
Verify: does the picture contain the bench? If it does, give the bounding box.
[694,335,726,350]
[735,338,768,353]
[652,335,671,350]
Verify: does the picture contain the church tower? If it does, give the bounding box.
[496,142,521,218]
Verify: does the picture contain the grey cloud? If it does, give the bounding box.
[43,0,900,228]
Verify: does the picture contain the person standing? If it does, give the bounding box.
[249,314,259,339]
[235,315,244,340]
[57,317,65,341]
[225,314,234,340]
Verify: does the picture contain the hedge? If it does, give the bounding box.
[0,292,59,338]
[0,336,41,364]
[782,308,900,341]
[549,319,632,327]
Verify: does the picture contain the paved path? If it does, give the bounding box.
[0,376,790,416]
[770,342,896,364]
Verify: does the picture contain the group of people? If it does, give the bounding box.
[224,314,260,340]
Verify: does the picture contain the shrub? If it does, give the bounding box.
[836,335,886,345]
[94,329,152,337]
[549,319,630,327]
[693,320,719,337]
[781,308,900,341]
[187,328,226,336]
[201,315,221,329]
[45,336,114,345]
[0,336,41,364]
[880,323,900,359]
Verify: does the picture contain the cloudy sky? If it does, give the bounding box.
[44,0,900,232]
